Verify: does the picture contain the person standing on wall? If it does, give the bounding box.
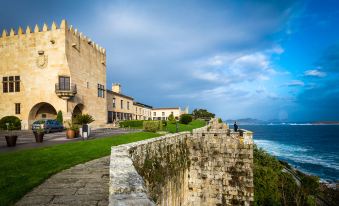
[234,121,238,132]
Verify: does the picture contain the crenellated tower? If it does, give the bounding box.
[0,19,108,129]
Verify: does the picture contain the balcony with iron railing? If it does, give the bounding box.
[55,83,77,100]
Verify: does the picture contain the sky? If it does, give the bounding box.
[1,0,338,122]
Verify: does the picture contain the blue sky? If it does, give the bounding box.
[1,0,338,121]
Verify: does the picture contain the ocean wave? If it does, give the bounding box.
[254,139,339,171]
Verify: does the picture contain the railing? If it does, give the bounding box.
[55,83,77,99]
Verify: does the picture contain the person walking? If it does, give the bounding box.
[234,121,238,132]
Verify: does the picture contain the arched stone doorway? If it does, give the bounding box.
[28,102,57,127]
[72,104,84,119]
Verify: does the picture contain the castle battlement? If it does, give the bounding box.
[1,19,105,54]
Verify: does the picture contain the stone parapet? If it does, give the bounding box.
[109,120,254,205]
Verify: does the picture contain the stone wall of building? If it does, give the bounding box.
[0,20,107,128]
[109,120,254,206]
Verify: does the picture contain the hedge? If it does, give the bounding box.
[119,120,144,128]
[143,121,162,132]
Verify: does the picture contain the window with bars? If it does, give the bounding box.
[97,84,105,98]
[2,76,20,93]
[15,103,20,114]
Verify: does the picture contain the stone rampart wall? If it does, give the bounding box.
[109,120,254,206]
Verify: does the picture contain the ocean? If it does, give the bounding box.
[241,125,339,182]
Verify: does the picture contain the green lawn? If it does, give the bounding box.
[119,119,206,133]
[0,132,160,206]
[164,119,206,133]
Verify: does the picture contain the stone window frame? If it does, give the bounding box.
[2,76,20,93]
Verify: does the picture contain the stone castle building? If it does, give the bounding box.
[0,20,107,129]
[0,20,187,129]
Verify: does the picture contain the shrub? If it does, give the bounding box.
[179,114,193,124]
[143,121,162,132]
[218,118,223,123]
[162,120,167,127]
[0,116,21,130]
[119,120,144,128]
[56,110,63,125]
[74,114,94,125]
[168,114,175,122]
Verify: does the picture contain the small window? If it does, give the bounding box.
[153,112,156,116]
[86,82,89,88]
[8,81,14,92]
[15,103,20,114]
[127,101,130,110]
[97,84,105,98]
[15,76,20,92]
[3,77,8,93]
[121,100,123,109]
[162,112,165,116]
[42,114,47,118]
[113,98,116,108]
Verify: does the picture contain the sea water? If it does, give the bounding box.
[241,125,339,182]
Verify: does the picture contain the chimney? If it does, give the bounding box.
[112,83,121,94]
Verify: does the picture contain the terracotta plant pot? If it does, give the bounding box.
[66,129,75,139]
[5,135,17,147]
[33,132,44,143]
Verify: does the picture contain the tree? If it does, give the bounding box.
[192,109,215,119]
[179,114,193,124]
[168,113,175,122]
[56,110,63,125]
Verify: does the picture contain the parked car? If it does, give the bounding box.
[32,119,64,133]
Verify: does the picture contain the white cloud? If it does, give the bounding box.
[193,51,276,84]
[304,69,327,77]
[284,80,305,87]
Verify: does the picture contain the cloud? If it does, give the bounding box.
[304,69,326,77]
[192,51,277,85]
[284,80,305,87]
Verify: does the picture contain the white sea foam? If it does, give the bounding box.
[254,139,339,171]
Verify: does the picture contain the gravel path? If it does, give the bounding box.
[16,156,110,206]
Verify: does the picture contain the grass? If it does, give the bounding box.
[0,132,160,206]
[164,119,206,133]
[118,119,206,133]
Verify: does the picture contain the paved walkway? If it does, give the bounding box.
[16,156,110,206]
[0,128,140,152]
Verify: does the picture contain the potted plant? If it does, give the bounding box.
[33,127,44,143]
[65,120,78,139]
[74,114,94,139]
[5,123,18,147]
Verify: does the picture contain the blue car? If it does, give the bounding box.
[32,119,64,133]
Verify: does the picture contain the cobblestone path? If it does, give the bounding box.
[16,156,110,206]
